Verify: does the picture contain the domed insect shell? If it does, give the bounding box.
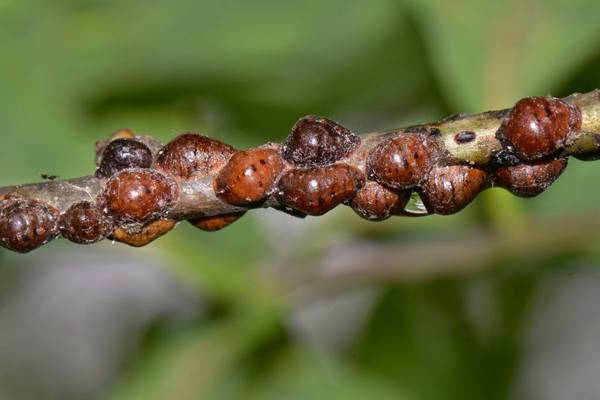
[492,158,567,198]
[0,197,60,253]
[95,129,135,166]
[367,133,439,190]
[350,181,410,221]
[215,145,284,206]
[111,219,177,247]
[420,165,488,215]
[501,96,582,161]
[95,139,153,178]
[95,130,164,173]
[102,169,178,232]
[283,116,361,167]
[276,164,365,216]
[156,133,236,179]
[60,201,113,244]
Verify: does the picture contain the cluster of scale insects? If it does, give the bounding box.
[0,96,585,253]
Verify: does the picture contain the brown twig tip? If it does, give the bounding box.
[1,90,600,253]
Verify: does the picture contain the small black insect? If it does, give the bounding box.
[41,174,59,181]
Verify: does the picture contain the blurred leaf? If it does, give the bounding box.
[352,271,540,400]
[238,347,414,400]
[409,0,600,110]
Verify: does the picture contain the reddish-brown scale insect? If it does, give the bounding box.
[420,165,487,215]
[367,134,437,190]
[111,219,176,247]
[60,202,113,244]
[283,116,361,167]
[0,198,59,253]
[276,164,365,216]
[503,96,581,161]
[155,133,235,179]
[215,147,284,205]
[493,158,567,198]
[189,212,246,232]
[103,169,177,223]
[96,139,153,178]
[350,181,410,221]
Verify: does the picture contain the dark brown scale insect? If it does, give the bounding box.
[96,139,153,178]
[0,199,59,253]
[111,219,176,247]
[283,116,361,167]
[420,166,487,215]
[493,158,567,198]
[95,129,136,166]
[103,169,177,224]
[215,147,284,205]
[367,134,437,190]
[350,181,410,221]
[503,96,581,161]
[156,133,235,179]
[276,164,365,216]
[189,212,246,232]
[60,202,112,244]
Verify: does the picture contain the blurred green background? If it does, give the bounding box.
[2,1,600,399]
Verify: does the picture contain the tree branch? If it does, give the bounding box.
[1,90,599,253]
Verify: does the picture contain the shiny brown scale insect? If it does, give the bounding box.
[503,96,581,161]
[111,219,176,247]
[367,134,437,190]
[60,202,112,244]
[493,158,567,198]
[96,139,153,178]
[0,199,59,253]
[215,147,284,205]
[156,133,235,179]
[350,181,410,221]
[189,212,246,232]
[103,169,177,223]
[283,116,361,166]
[276,164,365,216]
[420,166,487,215]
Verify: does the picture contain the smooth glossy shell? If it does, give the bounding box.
[367,134,437,189]
[283,116,361,166]
[96,139,153,178]
[503,97,581,160]
[276,164,365,216]
[215,147,284,205]
[103,169,177,223]
[493,158,567,198]
[420,166,487,215]
[0,199,59,253]
[156,133,235,179]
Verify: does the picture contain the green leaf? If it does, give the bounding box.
[409,0,600,110]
